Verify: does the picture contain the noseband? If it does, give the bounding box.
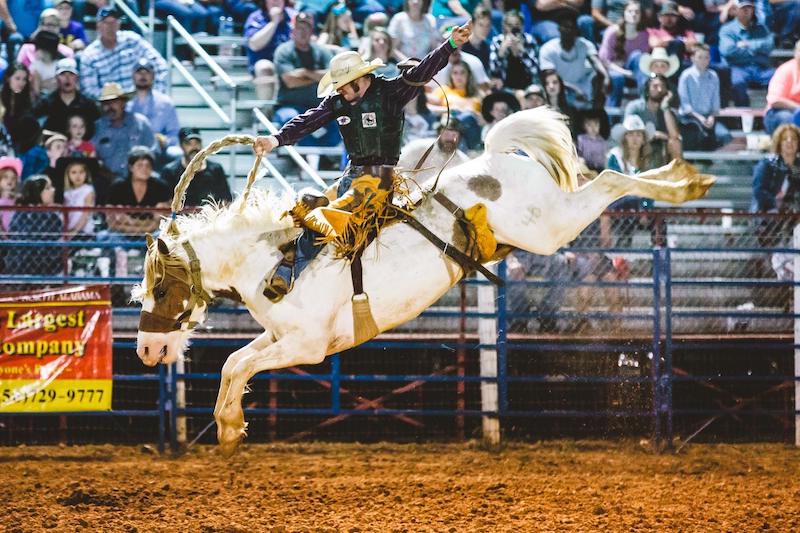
[138,237,212,333]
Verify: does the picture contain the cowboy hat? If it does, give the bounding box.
[0,156,22,176]
[611,115,656,145]
[55,155,100,180]
[317,51,384,97]
[481,90,521,123]
[98,82,131,101]
[639,47,680,78]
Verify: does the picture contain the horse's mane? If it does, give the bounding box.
[132,188,297,301]
[171,187,295,236]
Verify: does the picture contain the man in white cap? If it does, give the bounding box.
[254,19,472,301]
[33,57,100,137]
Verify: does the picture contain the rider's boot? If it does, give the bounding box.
[263,240,296,302]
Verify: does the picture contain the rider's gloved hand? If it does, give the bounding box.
[254,135,278,156]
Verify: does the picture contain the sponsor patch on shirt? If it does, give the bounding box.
[337,116,351,126]
[361,112,377,128]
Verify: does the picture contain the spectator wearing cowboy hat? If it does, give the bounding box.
[92,82,156,180]
[271,11,339,147]
[624,73,682,166]
[607,114,656,205]
[33,57,100,139]
[719,0,774,107]
[480,89,519,141]
[160,127,232,207]
[638,46,680,91]
[80,6,168,100]
[253,19,472,301]
[128,57,182,166]
[15,9,74,70]
[28,30,66,96]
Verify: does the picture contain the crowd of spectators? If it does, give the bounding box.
[0,3,236,272]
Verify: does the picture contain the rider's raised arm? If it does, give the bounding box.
[271,97,336,148]
[392,21,471,108]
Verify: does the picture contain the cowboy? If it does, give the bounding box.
[253,20,473,302]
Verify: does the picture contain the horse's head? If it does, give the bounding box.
[133,234,209,366]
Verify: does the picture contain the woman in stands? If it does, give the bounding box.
[426,60,484,149]
[598,1,650,108]
[363,27,401,78]
[751,124,800,213]
[387,0,439,61]
[4,175,63,275]
[541,69,578,135]
[1,64,35,134]
[318,2,360,52]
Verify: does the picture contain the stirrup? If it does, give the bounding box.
[263,244,296,302]
[263,274,291,302]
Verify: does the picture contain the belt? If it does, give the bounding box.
[358,165,395,181]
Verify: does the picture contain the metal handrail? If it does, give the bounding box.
[165,15,238,176]
[112,0,150,37]
[148,0,156,42]
[166,16,236,89]
[170,57,230,124]
[252,107,328,189]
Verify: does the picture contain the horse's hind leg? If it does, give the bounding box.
[216,335,326,456]
[214,331,274,420]
[522,161,714,255]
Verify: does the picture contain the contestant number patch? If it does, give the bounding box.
[361,113,377,128]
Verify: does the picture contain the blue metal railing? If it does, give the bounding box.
[2,210,800,450]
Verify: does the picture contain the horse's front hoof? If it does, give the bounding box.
[217,424,246,457]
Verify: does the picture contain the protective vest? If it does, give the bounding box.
[331,77,404,166]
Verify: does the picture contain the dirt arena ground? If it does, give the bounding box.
[1,441,798,532]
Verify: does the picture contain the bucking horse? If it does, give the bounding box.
[133,107,714,455]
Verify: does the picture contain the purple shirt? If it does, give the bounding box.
[598,26,650,67]
[244,8,294,71]
[275,39,456,148]
[577,134,608,171]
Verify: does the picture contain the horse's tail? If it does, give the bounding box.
[483,107,580,192]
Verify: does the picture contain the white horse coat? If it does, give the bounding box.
[134,107,713,454]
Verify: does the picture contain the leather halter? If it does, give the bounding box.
[139,223,213,333]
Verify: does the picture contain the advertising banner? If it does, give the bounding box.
[0,285,112,412]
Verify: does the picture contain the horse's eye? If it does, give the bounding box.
[154,287,167,299]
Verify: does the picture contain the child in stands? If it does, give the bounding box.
[577,110,609,172]
[0,156,21,232]
[66,114,96,157]
[61,157,96,236]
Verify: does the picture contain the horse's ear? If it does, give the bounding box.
[157,237,170,256]
[145,233,154,249]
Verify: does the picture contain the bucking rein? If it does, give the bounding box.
[164,128,505,346]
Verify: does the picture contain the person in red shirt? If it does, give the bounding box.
[765,40,800,134]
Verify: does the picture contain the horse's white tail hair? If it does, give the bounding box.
[483,106,580,192]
